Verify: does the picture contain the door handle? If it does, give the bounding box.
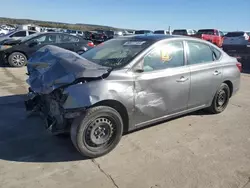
[176,76,189,82]
[213,70,221,75]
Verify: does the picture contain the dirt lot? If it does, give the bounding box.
[0,64,250,188]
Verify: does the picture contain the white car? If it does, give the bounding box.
[222,31,250,60]
[0,28,9,35]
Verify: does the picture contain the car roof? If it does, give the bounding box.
[119,34,179,41]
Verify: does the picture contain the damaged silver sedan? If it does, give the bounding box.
[25,35,241,158]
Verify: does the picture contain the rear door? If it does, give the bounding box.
[186,40,223,109]
[57,34,81,52]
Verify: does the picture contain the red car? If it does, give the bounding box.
[193,29,224,47]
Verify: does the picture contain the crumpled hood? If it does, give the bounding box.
[26,45,110,94]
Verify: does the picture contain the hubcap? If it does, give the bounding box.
[12,54,25,66]
[86,117,114,147]
[217,89,227,108]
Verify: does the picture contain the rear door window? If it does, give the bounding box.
[187,41,214,65]
[58,34,80,43]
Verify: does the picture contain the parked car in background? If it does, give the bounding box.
[0,29,9,35]
[154,30,171,35]
[134,30,153,34]
[222,31,250,60]
[25,34,241,158]
[114,30,135,37]
[114,31,124,37]
[91,30,114,44]
[172,29,196,36]
[0,29,37,42]
[193,29,224,47]
[83,31,94,40]
[123,30,134,35]
[66,29,84,36]
[0,32,94,67]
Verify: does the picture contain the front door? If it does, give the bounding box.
[25,34,58,57]
[133,41,190,126]
[186,40,223,109]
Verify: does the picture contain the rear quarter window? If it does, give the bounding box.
[211,47,222,60]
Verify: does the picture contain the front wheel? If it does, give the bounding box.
[207,83,230,114]
[70,106,123,158]
[8,52,27,67]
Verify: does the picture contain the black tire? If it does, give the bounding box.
[207,83,230,114]
[77,50,85,55]
[70,106,123,158]
[8,52,27,67]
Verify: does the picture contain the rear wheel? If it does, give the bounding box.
[207,83,230,114]
[70,106,123,158]
[8,52,27,67]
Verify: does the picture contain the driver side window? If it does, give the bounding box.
[29,34,56,45]
[143,41,185,72]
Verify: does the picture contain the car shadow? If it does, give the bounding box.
[0,94,232,163]
[0,94,85,163]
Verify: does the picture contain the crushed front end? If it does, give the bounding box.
[24,45,110,135]
[25,87,84,135]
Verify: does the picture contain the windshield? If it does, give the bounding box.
[173,30,187,35]
[225,32,245,37]
[20,33,42,42]
[81,38,153,69]
[197,30,215,35]
[135,30,152,34]
[154,30,164,34]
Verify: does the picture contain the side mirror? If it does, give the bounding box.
[28,41,38,47]
[133,60,144,73]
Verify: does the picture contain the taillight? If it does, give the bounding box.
[236,62,242,72]
[87,41,94,47]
